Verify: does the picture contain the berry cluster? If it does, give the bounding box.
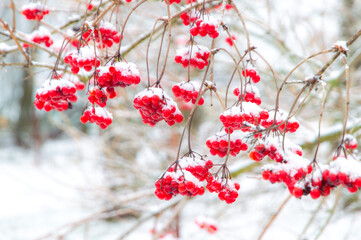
[242,66,261,83]
[64,47,100,74]
[206,177,240,204]
[190,17,219,38]
[249,137,303,163]
[344,134,358,150]
[195,217,218,234]
[180,11,197,26]
[219,103,269,133]
[82,21,121,48]
[21,2,49,20]
[233,84,261,105]
[133,88,183,126]
[155,156,213,200]
[172,81,204,105]
[34,79,77,112]
[23,27,53,48]
[262,154,312,188]
[96,62,141,97]
[88,87,108,107]
[260,109,300,133]
[155,168,205,200]
[80,106,113,129]
[175,45,210,69]
[171,156,213,181]
[206,130,248,158]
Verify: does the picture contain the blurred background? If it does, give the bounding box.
[0,0,361,239]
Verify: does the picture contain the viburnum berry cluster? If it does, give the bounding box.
[242,66,261,83]
[194,216,218,234]
[80,106,113,129]
[155,156,212,200]
[34,78,79,112]
[233,84,262,105]
[206,176,240,204]
[96,62,141,97]
[88,87,108,107]
[262,154,313,190]
[21,2,49,20]
[133,87,184,126]
[190,16,219,39]
[291,156,361,199]
[219,102,269,133]
[249,137,303,163]
[23,27,53,48]
[175,45,210,69]
[206,130,248,157]
[64,47,100,74]
[82,21,121,48]
[179,11,197,26]
[172,81,204,105]
[260,109,300,133]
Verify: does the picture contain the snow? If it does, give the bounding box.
[36,78,75,94]
[86,106,113,119]
[21,2,48,11]
[0,43,17,53]
[334,40,349,52]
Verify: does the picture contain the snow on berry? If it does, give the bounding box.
[206,130,248,158]
[133,87,183,127]
[219,103,269,133]
[82,21,121,48]
[88,86,107,107]
[175,45,210,69]
[344,134,358,150]
[206,176,240,204]
[96,62,141,97]
[155,168,205,201]
[233,84,261,105]
[34,78,77,112]
[242,66,261,83]
[333,40,349,54]
[80,106,113,129]
[195,216,218,234]
[21,2,49,20]
[261,153,312,187]
[327,157,361,190]
[291,165,331,199]
[190,16,219,39]
[164,0,181,4]
[260,109,300,133]
[64,47,100,74]
[172,81,204,105]
[170,156,213,181]
[23,27,53,48]
[249,137,303,163]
